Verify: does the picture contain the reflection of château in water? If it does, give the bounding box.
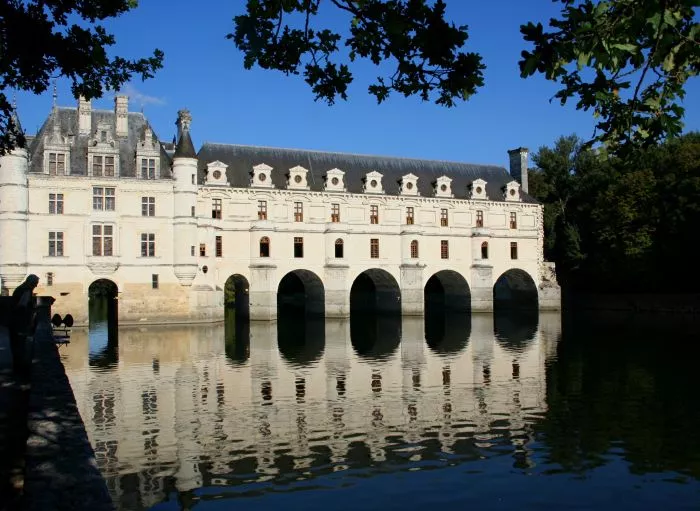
[62,313,560,509]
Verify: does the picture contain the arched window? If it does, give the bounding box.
[260,236,270,257]
[481,241,489,260]
[335,238,344,258]
[410,240,419,258]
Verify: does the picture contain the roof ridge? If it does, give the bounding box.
[200,142,505,170]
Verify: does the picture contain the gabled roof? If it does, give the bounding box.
[197,143,537,202]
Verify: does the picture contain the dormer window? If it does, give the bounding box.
[504,180,521,202]
[288,165,309,190]
[399,173,419,196]
[251,163,274,188]
[470,179,488,200]
[363,171,384,194]
[205,161,229,185]
[47,152,67,175]
[325,168,346,192]
[92,155,116,177]
[141,158,157,179]
[434,175,453,197]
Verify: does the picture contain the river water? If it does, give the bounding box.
[60,310,700,510]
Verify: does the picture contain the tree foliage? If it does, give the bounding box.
[0,0,163,154]
[520,0,700,152]
[529,132,700,293]
[231,0,485,106]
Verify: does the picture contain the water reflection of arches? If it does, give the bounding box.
[493,269,538,311]
[350,269,401,315]
[88,279,118,368]
[493,309,539,354]
[224,310,250,365]
[277,270,325,317]
[424,270,471,313]
[224,274,250,318]
[277,314,325,367]
[350,313,401,360]
[425,312,471,357]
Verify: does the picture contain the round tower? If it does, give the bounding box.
[171,109,199,286]
[0,109,29,294]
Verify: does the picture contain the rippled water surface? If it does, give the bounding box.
[61,311,700,510]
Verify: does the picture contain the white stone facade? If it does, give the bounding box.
[0,99,559,324]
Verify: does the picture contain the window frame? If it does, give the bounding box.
[93,187,116,211]
[48,231,64,257]
[141,233,156,257]
[440,208,449,227]
[370,238,379,259]
[476,210,484,228]
[199,243,206,257]
[334,238,344,258]
[259,236,270,257]
[258,200,268,220]
[510,242,518,260]
[141,196,155,217]
[410,240,419,259]
[510,212,517,229]
[294,202,304,222]
[331,203,340,223]
[406,207,414,225]
[481,241,489,259]
[215,235,223,257]
[294,236,304,258]
[48,152,66,176]
[370,205,379,225]
[152,274,159,289]
[141,158,157,179]
[92,224,114,256]
[49,193,64,214]
[441,240,449,259]
[211,198,223,219]
[92,155,116,177]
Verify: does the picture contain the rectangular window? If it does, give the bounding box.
[191,245,195,257]
[141,233,155,257]
[331,203,340,223]
[92,155,115,177]
[152,274,159,289]
[93,187,115,211]
[191,174,195,185]
[258,200,267,220]
[294,237,304,258]
[199,243,206,257]
[215,235,223,257]
[46,272,54,286]
[48,231,64,257]
[335,239,344,258]
[510,242,518,260]
[370,205,379,224]
[510,212,517,229]
[441,240,449,259]
[141,197,155,217]
[92,224,113,256]
[49,193,64,214]
[141,158,156,179]
[191,206,195,217]
[406,207,414,225]
[476,210,484,228]
[48,152,66,175]
[212,198,222,219]
[294,202,304,222]
[410,240,419,258]
[441,208,449,227]
[370,238,379,259]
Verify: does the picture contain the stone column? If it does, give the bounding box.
[249,264,277,321]
[324,263,350,318]
[400,263,425,316]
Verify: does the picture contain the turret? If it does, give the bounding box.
[0,105,29,294]
[508,147,529,194]
[171,109,199,286]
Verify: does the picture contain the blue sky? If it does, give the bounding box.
[14,0,700,168]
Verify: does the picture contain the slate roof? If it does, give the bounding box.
[197,143,536,203]
[28,107,172,178]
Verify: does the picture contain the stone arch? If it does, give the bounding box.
[493,268,538,310]
[87,279,118,367]
[424,270,471,313]
[277,270,325,317]
[224,274,250,318]
[350,268,401,315]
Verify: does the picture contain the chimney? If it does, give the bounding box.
[114,95,128,137]
[508,147,529,193]
[78,96,91,135]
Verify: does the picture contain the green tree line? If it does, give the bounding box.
[529,132,700,293]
